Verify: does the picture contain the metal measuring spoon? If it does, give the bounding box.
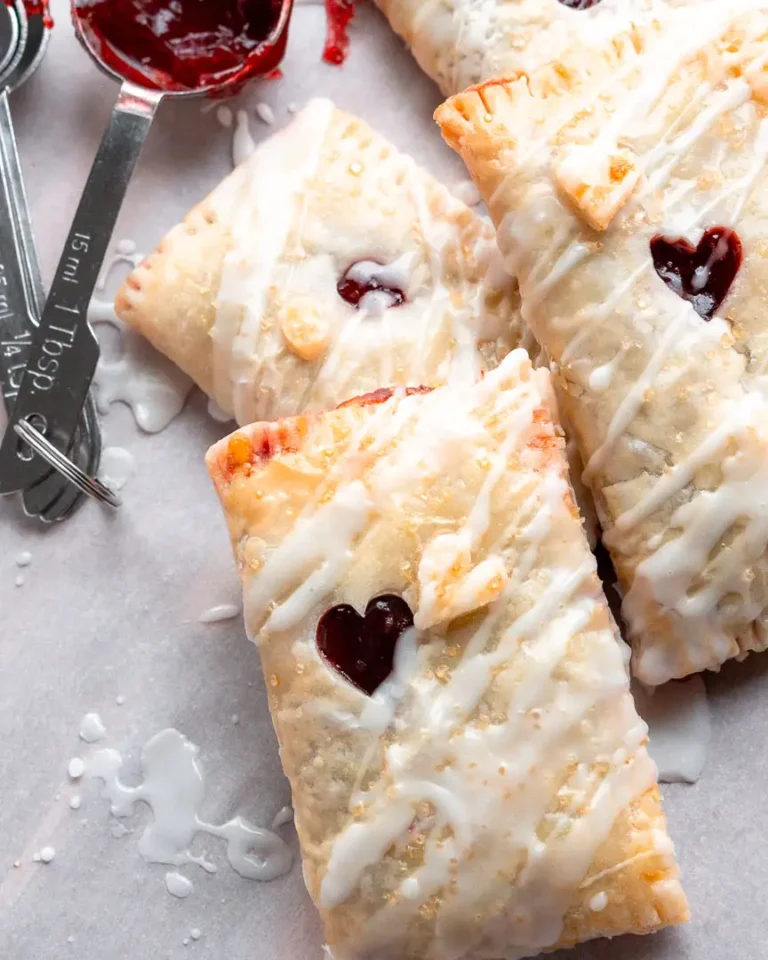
[0,5,101,521]
[0,0,294,511]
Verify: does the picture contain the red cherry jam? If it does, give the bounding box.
[74,0,290,92]
[337,261,406,310]
[323,0,355,65]
[316,595,414,695]
[24,1,52,28]
[650,227,742,321]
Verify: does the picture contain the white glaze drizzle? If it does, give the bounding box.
[199,603,241,624]
[98,446,136,493]
[240,351,665,957]
[91,300,192,434]
[79,713,107,744]
[486,5,768,682]
[89,728,293,883]
[211,99,512,426]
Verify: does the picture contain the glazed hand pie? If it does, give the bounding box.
[374,0,668,95]
[437,6,768,684]
[116,99,523,425]
[206,350,688,959]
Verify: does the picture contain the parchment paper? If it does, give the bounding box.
[2,2,767,958]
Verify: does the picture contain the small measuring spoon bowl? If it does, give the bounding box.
[0,2,22,83]
[0,0,295,504]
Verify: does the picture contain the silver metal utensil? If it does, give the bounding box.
[0,4,101,521]
[0,0,294,515]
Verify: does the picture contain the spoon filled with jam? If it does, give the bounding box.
[0,0,294,507]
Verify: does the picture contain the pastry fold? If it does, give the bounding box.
[116,99,523,425]
[374,0,668,95]
[436,5,768,683]
[206,350,688,959]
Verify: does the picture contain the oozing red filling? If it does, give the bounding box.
[556,0,603,9]
[316,595,414,695]
[75,0,286,91]
[323,0,356,64]
[337,261,406,309]
[650,227,742,321]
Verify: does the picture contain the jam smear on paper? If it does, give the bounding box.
[651,227,742,320]
[323,0,356,65]
[317,595,414,695]
[24,1,53,28]
[75,0,289,91]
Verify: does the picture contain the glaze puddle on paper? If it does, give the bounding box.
[90,243,193,433]
[633,676,711,784]
[89,728,293,889]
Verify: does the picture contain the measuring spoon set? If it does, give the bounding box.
[0,0,293,522]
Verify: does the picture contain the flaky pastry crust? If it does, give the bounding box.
[206,351,687,959]
[437,4,768,683]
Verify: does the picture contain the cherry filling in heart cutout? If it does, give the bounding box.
[650,227,742,321]
[556,0,603,8]
[316,595,414,695]
[337,260,406,311]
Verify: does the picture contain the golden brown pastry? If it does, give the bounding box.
[436,4,768,683]
[206,349,688,959]
[374,0,677,95]
[116,99,523,425]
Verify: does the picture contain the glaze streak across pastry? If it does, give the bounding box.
[206,350,688,959]
[373,0,674,95]
[115,99,524,425]
[436,3,768,685]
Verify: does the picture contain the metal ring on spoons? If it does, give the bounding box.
[14,417,120,508]
[0,7,102,522]
[0,0,295,514]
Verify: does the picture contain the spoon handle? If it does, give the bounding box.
[0,81,161,496]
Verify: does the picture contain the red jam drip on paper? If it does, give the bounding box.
[650,227,742,321]
[75,0,288,92]
[337,261,406,309]
[316,595,414,695]
[323,0,355,65]
[24,1,53,28]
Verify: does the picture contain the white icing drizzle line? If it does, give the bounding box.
[92,240,193,433]
[243,351,662,957]
[88,728,293,884]
[489,7,768,681]
[212,98,511,425]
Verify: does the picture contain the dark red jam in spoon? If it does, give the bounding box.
[316,595,414,695]
[650,227,742,321]
[556,0,603,8]
[323,0,355,65]
[74,0,289,92]
[337,261,406,310]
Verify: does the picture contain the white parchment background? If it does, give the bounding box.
[1,1,767,958]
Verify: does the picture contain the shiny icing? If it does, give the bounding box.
[230,351,674,958]
[209,99,518,425]
[457,3,768,683]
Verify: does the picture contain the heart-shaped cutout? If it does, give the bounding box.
[316,595,414,695]
[337,260,406,312]
[650,226,742,321]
